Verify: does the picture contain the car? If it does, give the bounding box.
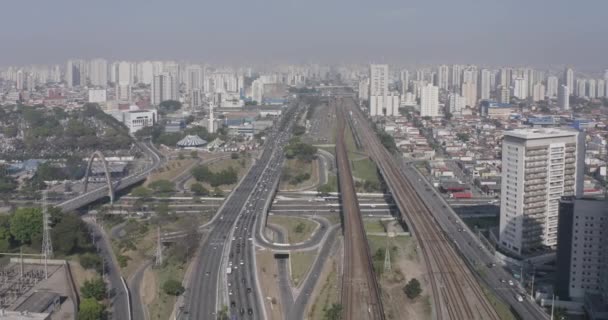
[242,278,246,284]
[500,279,505,283]
[230,301,236,308]
[247,287,252,293]
[508,280,514,286]
[248,308,253,315]
[516,294,523,302]
[240,308,245,315]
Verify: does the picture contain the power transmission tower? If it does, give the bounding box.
[155,226,163,266]
[41,190,53,259]
[383,235,391,273]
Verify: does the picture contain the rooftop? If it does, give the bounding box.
[504,128,578,140]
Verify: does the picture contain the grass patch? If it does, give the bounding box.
[480,283,516,320]
[317,146,336,156]
[308,259,340,320]
[146,159,195,186]
[148,261,186,320]
[190,156,252,191]
[290,250,317,287]
[367,235,413,276]
[280,159,316,190]
[268,215,318,244]
[351,158,380,184]
[364,219,386,233]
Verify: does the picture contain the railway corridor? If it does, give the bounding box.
[335,105,385,320]
[340,97,500,320]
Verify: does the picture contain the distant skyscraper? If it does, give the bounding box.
[138,61,154,85]
[66,59,85,87]
[479,69,491,100]
[499,128,584,256]
[185,65,203,91]
[587,79,597,99]
[451,65,462,92]
[448,93,465,114]
[117,61,132,85]
[358,78,370,100]
[462,68,477,85]
[461,82,477,107]
[546,76,558,98]
[576,79,587,97]
[499,85,510,104]
[558,85,570,110]
[532,82,545,102]
[152,72,177,105]
[499,67,512,88]
[438,65,449,91]
[564,67,574,94]
[89,59,108,87]
[369,64,389,116]
[400,69,409,94]
[415,69,424,82]
[116,83,131,102]
[513,77,527,100]
[15,70,24,91]
[597,79,606,98]
[420,84,439,117]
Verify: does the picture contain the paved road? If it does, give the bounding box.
[401,161,550,320]
[129,261,152,320]
[83,215,131,320]
[181,102,301,320]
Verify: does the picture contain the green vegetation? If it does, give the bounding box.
[317,183,333,196]
[158,100,182,114]
[480,283,516,320]
[376,130,398,153]
[324,303,342,320]
[191,165,238,187]
[268,216,317,244]
[293,124,306,136]
[81,277,107,300]
[363,220,385,233]
[0,165,18,194]
[78,298,106,320]
[162,278,185,296]
[148,179,175,197]
[0,103,131,160]
[79,253,103,273]
[285,137,317,162]
[131,186,152,198]
[290,251,316,286]
[190,183,210,196]
[404,278,422,299]
[457,133,470,142]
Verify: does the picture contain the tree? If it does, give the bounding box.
[78,298,105,320]
[293,125,306,136]
[10,208,42,245]
[231,152,239,159]
[158,100,182,114]
[213,187,224,197]
[456,133,470,142]
[317,184,333,197]
[190,183,209,196]
[80,253,103,273]
[51,211,90,255]
[294,222,305,234]
[163,279,185,296]
[190,150,198,159]
[404,278,422,299]
[0,215,12,251]
[324,303,342,320]
[81,278,106,301]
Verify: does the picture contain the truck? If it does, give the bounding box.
[451,192,473,199]
[226,267,232,275]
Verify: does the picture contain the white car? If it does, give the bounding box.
[516,294,523,302]
[508,280,514,286]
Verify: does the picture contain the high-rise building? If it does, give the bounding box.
[479,69,491,100]
[451,65,462,92]
[138,61,154,85]
[588,79,597,99]
[513,77,527,100]
[420,84,439,117]
[66,59,85,88]
[564,67,574,94]
[532,82,545,102]
[448,93,465,114]
[15,70,24,91]
[577,79,587,97]
[185,65,204,91]
[555,198,608,302]
[499,67,512,88]
[547,76,559,98]
[358,78,370,100]
[116,83,131,102]
[463,68,477,85]
[369,64,389,116]
[438,65,449,91]
[598,79,606,98]
[415,69,425,82]
[89,59,108,87]
[499,85,510,104]
[558,85,570,110]
[400,69,409,94]
[461,82,477,107]
[152,72,177,105]
[117,61,132,85]
[498,128,584,256]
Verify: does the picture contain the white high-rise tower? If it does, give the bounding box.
[369,64,389,116]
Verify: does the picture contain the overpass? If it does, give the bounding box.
[57,140,163,212]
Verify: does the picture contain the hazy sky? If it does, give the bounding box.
[2,0,607,68]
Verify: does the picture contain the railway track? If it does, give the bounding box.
[341,97,500,320]
[335,105,385,320]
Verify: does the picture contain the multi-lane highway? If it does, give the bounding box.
[181,101,301,319]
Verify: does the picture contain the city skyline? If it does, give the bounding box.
[1,0,608,68]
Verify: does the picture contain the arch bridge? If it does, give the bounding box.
[83,150,115,204]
